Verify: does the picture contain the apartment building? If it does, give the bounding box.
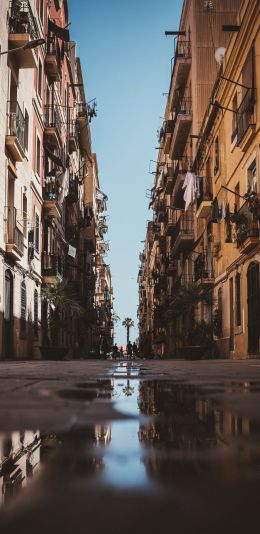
[194,0,260,358]
[139,0,243,358]
[0,0,112,359]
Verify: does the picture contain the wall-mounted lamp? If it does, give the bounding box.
[0,38,45,56]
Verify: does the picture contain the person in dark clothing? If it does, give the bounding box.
[112,344,119,359]
[126,342,133,359]
[132,342,138,359]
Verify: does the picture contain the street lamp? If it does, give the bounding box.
[0,38,45,56]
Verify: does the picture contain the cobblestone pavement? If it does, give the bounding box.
[0,358,260,534]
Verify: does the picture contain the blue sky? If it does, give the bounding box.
[70,0,183,345]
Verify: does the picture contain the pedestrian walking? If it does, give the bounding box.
[132,342,138,359]
[127,341,133,360]
[112,344,118,359]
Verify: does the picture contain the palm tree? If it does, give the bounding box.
[122,317,134,344]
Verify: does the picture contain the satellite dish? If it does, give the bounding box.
[215,47,226,65]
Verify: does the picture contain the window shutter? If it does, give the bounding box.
[20,282,27,335]
[35,213,40,253]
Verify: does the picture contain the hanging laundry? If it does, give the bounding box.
[156,169,164,191]
[182,172,197,211]
[211,197,220,222]
[68,245,77,258]
[221,201,227,219]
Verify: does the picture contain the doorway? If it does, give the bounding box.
[4,269,14,358]
[247,262,260,355]
[229,278,234,352]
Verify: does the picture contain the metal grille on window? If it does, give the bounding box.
[20,281,27,336]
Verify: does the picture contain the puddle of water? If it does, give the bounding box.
[1,364,260,533]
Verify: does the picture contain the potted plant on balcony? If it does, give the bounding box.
[10,0,30,34]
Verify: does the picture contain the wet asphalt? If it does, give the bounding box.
[0,358,260,533]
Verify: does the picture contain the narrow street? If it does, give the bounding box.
[0,0,259,531]
[0,359,260,533]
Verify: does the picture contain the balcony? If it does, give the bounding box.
[162,120,175,154]
[42,253,64,283]
[69,122,79,153]
[76,103,91,155]
[196,177,213,218]
[164,208,177,236]
[171,213,194,257]
[194,251,214,286]
[66,224,79,246]
[180,274,195,286]
[237,89,256,151]
[8,1,38,69]
[154,199,165,223]
[235,202,259,254]
[5,101,25,162]
[67,176,79,204]
[165,257,177,276]
[170,97,192,159]
[45,37,61,82]
[43,188,61,219]
[5,207,24,260]
[44,106,62,149]
[169,41,192,112]
[164,166,175,194]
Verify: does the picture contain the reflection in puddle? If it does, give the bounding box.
[0,431,40,508]
[1,368,260,533]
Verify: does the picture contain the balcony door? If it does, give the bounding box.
[229,278,234,352]
[247,262,260,355]
[4,270,14,358]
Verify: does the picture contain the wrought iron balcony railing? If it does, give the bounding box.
[196,176,213,210]
[44,105,62,135]
[42,253,64,278]
[171,213,194,244]
[9,0,38,40]
[5,206,24,255]
[194,251,214,282]
[235,202,259,247]
[7,100,25,150]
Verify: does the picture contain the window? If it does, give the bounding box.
[234,183,240,212]
[36,135,41,175]
[214,136,219,175]
[24,109,29,152]
[247,159,257,193]
[22,194,27,238]
[34,289,39,337]
[242,47,254,99]
[35,212,40,253]
[235,272,241,327]
[37,59,43,99]
[39,0,44,24]
[20,281,27,337]
[231,93,238,142]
